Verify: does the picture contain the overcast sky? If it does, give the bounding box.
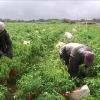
[0,0,100,20]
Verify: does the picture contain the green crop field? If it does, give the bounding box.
[0,21,100,100]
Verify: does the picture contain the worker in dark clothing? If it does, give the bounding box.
[59,43,94,77]
[0,22,13,59]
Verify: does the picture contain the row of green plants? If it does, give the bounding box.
[0,22,75,99]
[73,24,100,99]
[0,22,100,99]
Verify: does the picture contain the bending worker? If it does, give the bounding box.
[60,43,94,77]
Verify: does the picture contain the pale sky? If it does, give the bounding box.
[0,0,100,20]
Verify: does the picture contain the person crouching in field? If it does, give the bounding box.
[0,22,13,59]
[59,43,94,77]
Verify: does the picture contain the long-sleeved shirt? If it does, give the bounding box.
[0,29,13,58]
